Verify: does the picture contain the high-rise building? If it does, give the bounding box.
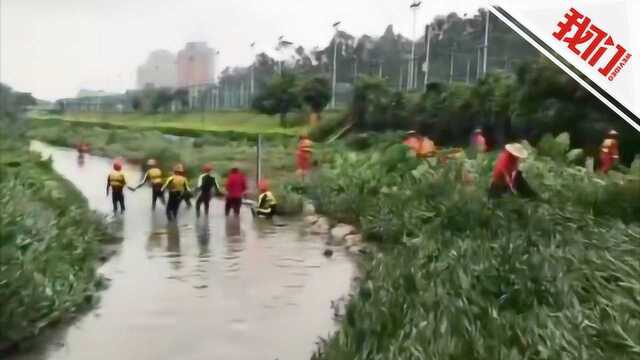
[176,42,216,87]
[136,50,177,89]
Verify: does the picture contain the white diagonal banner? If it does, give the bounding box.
[489,0,640,133]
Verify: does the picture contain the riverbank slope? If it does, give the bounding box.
[0,117,110,351]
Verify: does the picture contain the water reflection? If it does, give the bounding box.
[77,153,85,167]
[196,218,211,257]
[17,141,357,360]
[146,213,166,253]
[225,216,242,240]
[166,222,182,270]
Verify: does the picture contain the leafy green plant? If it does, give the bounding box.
[0,134,109,347]
[310,143,640,359]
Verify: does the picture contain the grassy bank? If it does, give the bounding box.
[34,110,310,136]
[309,138,640,359]
[0,117,109,350]
[26,117,332,214]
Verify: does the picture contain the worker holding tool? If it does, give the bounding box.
[488,143,537,199]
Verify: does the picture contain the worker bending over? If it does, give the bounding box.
[489,143,537,198]
[106,160,134,214]
[254,180,277,218]
[195,163,222,217]
[403,131,436,158]
[162,164,191,221]
[136,158,165,209]
[599,129,620,174]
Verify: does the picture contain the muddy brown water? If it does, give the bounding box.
[12,141,355,360]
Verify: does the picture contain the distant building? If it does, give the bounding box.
[77,89,116,98]
[176,42,216,87]
[136,50,177,89]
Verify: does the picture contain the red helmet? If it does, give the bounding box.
[258,179,269,192]
[113,162,122,171]
[202,163,213,172]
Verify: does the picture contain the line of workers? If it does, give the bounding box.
[104,134,315,219]
[107,161,278,220]
[105,128,620,215]
[403,128,622,198]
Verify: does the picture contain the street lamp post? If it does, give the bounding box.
[423,23,432,90]
[408,1,422,91]
[276,36,293,76]
[483,9,490,75]
[250,42,256,106]
[331,21,341,109]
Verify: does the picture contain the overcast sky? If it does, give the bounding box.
[1,0,638,107]
[1,0,489,100]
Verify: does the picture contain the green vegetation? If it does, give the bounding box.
[220,9,537,96]
[309,136,640,359]
[40,110,307,136]
[1,83,37,116]
[0,117,109,349]
[336,59,639,165]
[26,118,322,214]
[252,73,302,127]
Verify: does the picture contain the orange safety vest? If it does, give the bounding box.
[109,171,126,188]
[404,137,435,157]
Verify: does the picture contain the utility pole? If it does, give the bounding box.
[423,24,432,90]
[378,60,383,78]
[354,57,358,80]
[476,47,482,80]
[483,9,490,75]
[449,48,454,84]
[408,1,422,90]
[277,36,284,76]
[331,21,341,109]
[466,58,471,84]
[398,66,404,90]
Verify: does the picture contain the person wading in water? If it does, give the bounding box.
[161,164,192,221]
[136,158,165,209]
[195,163,222,217]
[106,160,135,214]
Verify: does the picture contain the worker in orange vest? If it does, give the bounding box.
[296,133,314,179]
[403,131,436,158]
[599,130,620,174]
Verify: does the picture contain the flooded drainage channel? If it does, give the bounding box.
[11,141,357,360]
